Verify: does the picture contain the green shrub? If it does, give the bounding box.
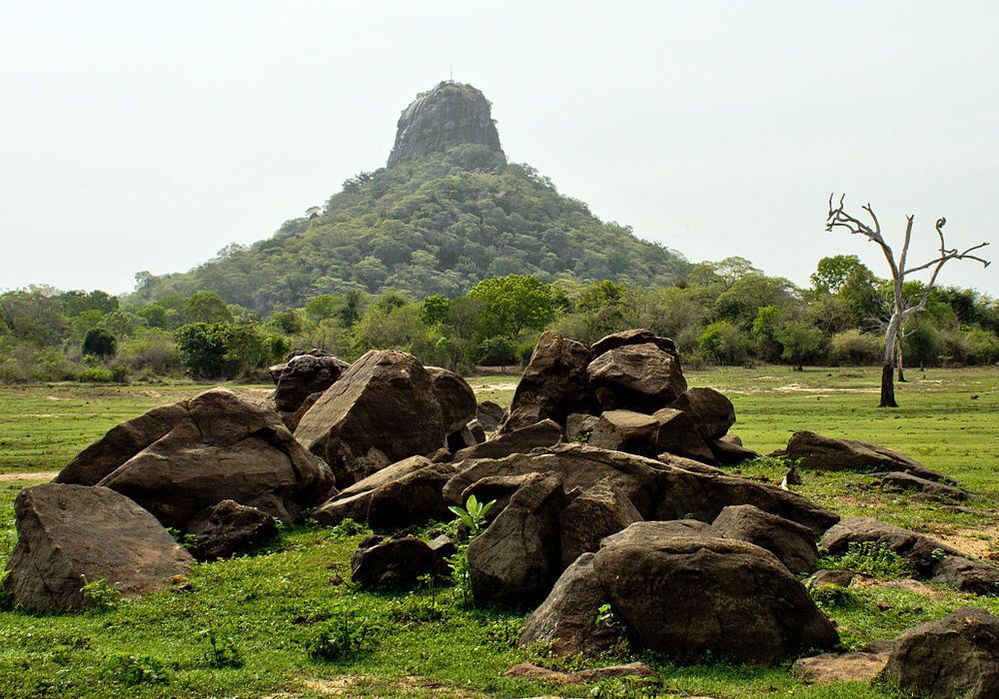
[104,654,169,686]
[818,541,910,579]
[830,329,882,365]
[78,366,114,383]
[448,495,495,538]
[80,578,122,609]
[199,629,244,668]
[306,612,379,661]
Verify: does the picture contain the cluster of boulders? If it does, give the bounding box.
[3,327,998,696]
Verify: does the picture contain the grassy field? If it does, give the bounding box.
[0,365,997,698]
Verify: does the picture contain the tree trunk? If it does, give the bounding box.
[880,364,898,407]
[896,341,906,382]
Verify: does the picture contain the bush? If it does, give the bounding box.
[118,328,183,377]
[306,612,379,661]
[82,327,117,358]
[81,578,123,610]
[830,329,882,365]
[818,541,909,579]
[697,321,749,364]
[104,654,169,686]
[78,366,114,383]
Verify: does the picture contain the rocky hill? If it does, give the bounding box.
[134,82,690,313]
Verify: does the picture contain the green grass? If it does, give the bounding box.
[0,366,997,697]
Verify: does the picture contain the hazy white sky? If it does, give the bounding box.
[1,1,996,296]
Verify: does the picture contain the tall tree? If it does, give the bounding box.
[825,194,990,407]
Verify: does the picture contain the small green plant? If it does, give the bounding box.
[104,654,169,686]
[482,618,523,648]
[80,578,123,610]
[571,430,592,444]
[78,366,115,383]
[307,612,379,661]
[818,542,910,579]
[328,518,368,537]
[447,549,473,607]
[810,583,856,609]
[388,592,444,625]
[448,495,495,538]
[166,527,198,550]
[199,628,244,668]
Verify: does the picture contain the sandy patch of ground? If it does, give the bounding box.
[851,576,945,598]
[263,676,486,698]
[0,471,57,482]
[928,524,999,560]
[774,384,879,394]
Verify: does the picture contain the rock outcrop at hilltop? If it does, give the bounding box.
[387,81,504,166]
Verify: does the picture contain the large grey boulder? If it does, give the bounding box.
[467,473,565,606]
[187,499,279,561]
[426,366,478,437]
[312,455,431,525]
[366,462,456,529]
[444,444,664,518]
[587,342,687,412]
[879,607,999,699]
[592,531,839,664]
[559,477,643,567]
[295,349,446,487]
[710,504,818,574]
[350,535,437,589]
[502,330,598,431]
[591,328,677,357]
[669,387,736,441]
[519,553,619,656]
[784,431,955,482]
[453,419,563,461]
[270,351,349,413]
[58,388,334,529]
[2,484,193,612]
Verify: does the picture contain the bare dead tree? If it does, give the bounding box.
[825,194,990,407]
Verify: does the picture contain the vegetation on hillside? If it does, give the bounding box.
[132,145,690,313]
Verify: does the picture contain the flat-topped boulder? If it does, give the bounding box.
[784,431,956,482]
[2,483,193,612]
[58,388,334,529]
[295,349,446,486]
[591,328,677,357]
[669,387,736,442]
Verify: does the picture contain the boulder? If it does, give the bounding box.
[591,328,677,357]
[453,419,563,461]
[879,607,999,699]
[55,403,188,486]
[366,462,456,529]
[709,504,818,574]
[475,401,506,432]
[2,483,193,612]
[670,387,736,441]
[587,410,660,456]
[805,569,858,590]
[930,556,999,595]
[312,456,431,525]
[652,408,715,463]
[271,352,349,413]
[879,471,969,501]
[785,431,956,482]
[600,520,710,549]
[518,553,618,656]
[187,500,279,561]
[285,390,323,431]
[587,342,687,412]
[709,437,760,465]
[294,349,446,487]
[503,331,598,431]
[452,473,541,521]
[467,473,565,606]
[559,478,643,567]
[350,535,437,589]
[61,388,334,529]
[447,419,487,453]
[565,412,600,441]
[654,455,840,535]
[426,367,477,435]
[592,533,839,664]
[444,444,664,518]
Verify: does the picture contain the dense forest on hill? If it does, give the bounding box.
[132,145,690,313]
[2,253,996,383]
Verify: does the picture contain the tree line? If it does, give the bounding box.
[1,254,996,383]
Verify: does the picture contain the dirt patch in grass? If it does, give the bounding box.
[851,577,945,598]
[929,524,999,560]
[0,471,56,483]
